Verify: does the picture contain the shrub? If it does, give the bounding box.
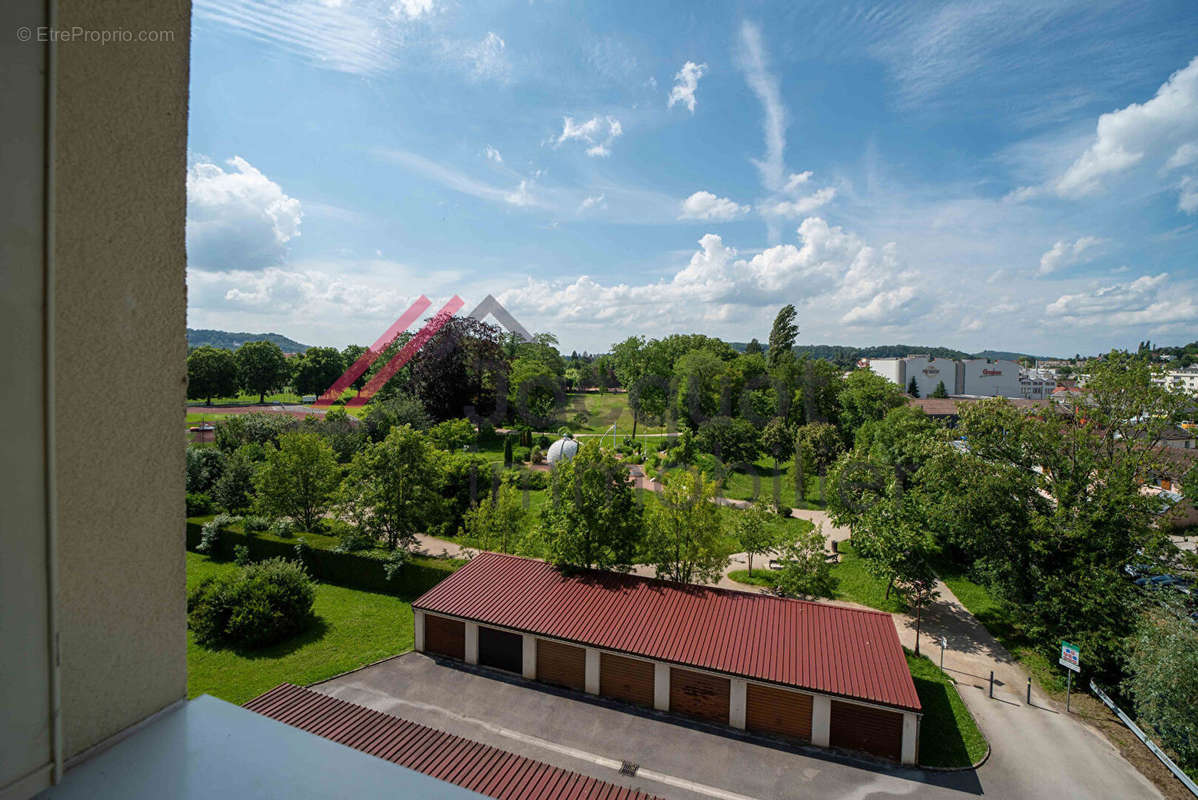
[530,446,545,465]
[186,445,225,494]
[269,518,296,539]
[214,412,297,453]
[695,416,761,465]
[428,418,477,451]
[197,518,221,554]
[243,515,269,533]
[536,434,551,450]
[514,447,531,463]
[187,557,316,648]
[233,545,251,566]
[186,492,215,517]
[503,467,548,491]
[333,528,374,553]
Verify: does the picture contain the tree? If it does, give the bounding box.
[461,483,527,554]
[745,338,763,355]
[674,349,729,429]
[187,346,239,404]
[734,500,778,575]
[794,422,844,476]
[760,417,793,471]
[644,469,731,584]
[503,434,514,468]
[931,380,949,398]
[290,346,344,397]
[212,444,259,512]
[362,394,430,442]
[508,356,562,428]
[341,344,369,393]
[427,418,477,451]
[254,431,341,531]
[1125,608,1198,770]
[409,316,508,422]
[836,369,906,443]
[695,416,761,465]
[771,525,836,599]
[336,425,439,550]
[907,377,920,397]
[235,340,289,403]
[541,442,642,570]
[767,304,798,371]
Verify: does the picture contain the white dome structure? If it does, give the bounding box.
[545,434,580,465]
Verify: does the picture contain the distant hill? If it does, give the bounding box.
[731,342,1052,367]
[187,328,310,353]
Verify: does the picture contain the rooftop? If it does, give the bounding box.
[414,552,920,712]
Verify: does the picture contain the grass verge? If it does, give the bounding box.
[187,551,414,705]
[906,650,988,768]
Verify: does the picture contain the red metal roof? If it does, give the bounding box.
[245,683,661,800]
[414,552,921,712]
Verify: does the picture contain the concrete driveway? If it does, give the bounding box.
[314,652,981,800]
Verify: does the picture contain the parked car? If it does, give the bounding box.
[1134,575,1193,596]
[1123,562,1155,579]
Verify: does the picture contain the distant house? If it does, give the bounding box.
[908,395,1047,427]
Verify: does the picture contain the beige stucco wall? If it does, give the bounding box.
[52,0,191,760]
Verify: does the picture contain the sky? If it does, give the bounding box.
[186,0,1198,357]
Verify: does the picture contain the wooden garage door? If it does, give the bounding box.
[669,668,730,724]
[424,614,464,660]
[478,626,523,674]
[745,683,813,741]
[599,653,654,708]
[829,700,903,762]
[536,639,586,691]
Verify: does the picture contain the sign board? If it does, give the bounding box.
[1059,640,1080,672]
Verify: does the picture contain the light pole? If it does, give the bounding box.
[939,636,947,672]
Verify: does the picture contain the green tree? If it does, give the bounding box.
[341,344,369,393]
[1125,608,1198,770]
[212,445,258,512]
[734,500,778,575]
[290,346,344,397]
[836,369,906,443]
[771,524,836,599]
[674,349,729,429]
[508,356,562,427]
[644,469,731,584]
[362,394,430,442]
[235,340,289,403]
[254,431,341,531]
[760,417,793,472]
[794,422,845,476]
[460,483,527,554]
[930,380,949,398]
[767,304,798,371]
[427,418,477,451]
[187,346,238,404]
[907,377,920,397]
[695,416,761,465]
[336,425,439,550]
[503,434,514,468]
[541,442,642,570]
[745,338,763,355]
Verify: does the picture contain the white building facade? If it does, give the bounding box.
[866,356,1033,399]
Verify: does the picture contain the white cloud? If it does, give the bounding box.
[1052,56,1198,209]
[462,32,509,82]
[556,115,623,157]
[1046,272,1198,327]
[375,148,546,210]
[484,145,503,164]
[496,216,921,334]
[758,187,837,219]
[504,180,535,207]
[1037,235,1103,275]
[782,171,812,193]
[679,191,750,221]
[579,193,607,212]
[187,155,302,272]
[391,0,434,19]
[668,61,707,113]
[738,21,787,192]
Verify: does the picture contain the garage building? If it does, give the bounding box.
[414,553,922,764]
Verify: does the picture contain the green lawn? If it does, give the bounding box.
[906,650,988,768]
[555,392,673,436]
[831,541,908,613]
[717,457,828,510]
[186,552,415,704]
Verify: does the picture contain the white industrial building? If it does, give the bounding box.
[866,355,1028,398]
[1153,368,1198,396]
[1019,368,1057,401]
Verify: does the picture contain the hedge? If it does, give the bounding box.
[186,517,461,598]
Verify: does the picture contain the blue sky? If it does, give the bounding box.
[186,0,1198,356]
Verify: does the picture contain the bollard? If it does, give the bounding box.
[1027,677,1031,705]
[989,671,994,698]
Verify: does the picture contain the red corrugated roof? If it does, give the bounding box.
[414,552,921,712]
[245,683,661,800]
